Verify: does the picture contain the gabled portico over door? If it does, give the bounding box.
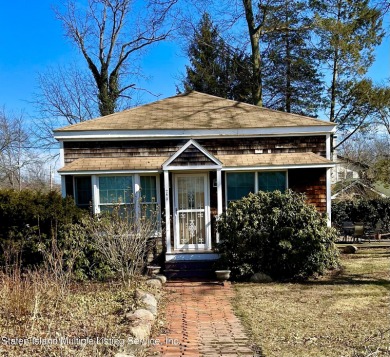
[162,139,223,255]
[174,173,211,250]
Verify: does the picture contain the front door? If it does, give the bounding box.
[174,174,210,250]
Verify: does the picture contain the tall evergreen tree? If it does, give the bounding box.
[261,0,323,117]
[183,13,253,103]
[310,0,384,124]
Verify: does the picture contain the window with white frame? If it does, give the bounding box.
[99,176,133,212]
[226,171,287,203]
[97,174,160,219]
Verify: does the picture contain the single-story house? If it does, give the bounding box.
[54,91,336,263]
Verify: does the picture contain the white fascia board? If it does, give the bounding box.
[222,163,335,171]
[53,126,336,140]
[165,165,222,171]
[162,139,222,168]
[59,169,161,175]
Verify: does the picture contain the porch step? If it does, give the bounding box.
[164,260,216,279]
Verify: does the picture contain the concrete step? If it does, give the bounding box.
[164,260,216,279]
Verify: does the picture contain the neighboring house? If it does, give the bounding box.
[54,91,335,263]
[331,154,389,200]
[332,179,390,200]
[331,154,368,184]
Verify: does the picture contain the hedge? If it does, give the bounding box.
[332,198,390,233]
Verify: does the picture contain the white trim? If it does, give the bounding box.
[164,170,172,254]
[59,141,64,168]
[91,175,99,214]
[165,165,222,171]
[162,139,222,169]
[54,126,336,140]
[59,169,160,175]
[326,168,331,226]
[61,176,66,198]
[173,173,211,251]
[326,134,331,160]
[222,163,334,171]
[165,253,220,261]
[134,174,141,219]
[216,169,223,244]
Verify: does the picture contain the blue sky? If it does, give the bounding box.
[0,0,389,118]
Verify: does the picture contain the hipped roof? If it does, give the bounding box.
[55,91,334,133]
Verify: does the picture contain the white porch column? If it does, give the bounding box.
[216,169,223,243]
[60,176,66,198]
[134,174,141,219]
[326,168,331,227]
[164,170,172,253]
[91,175,99,214]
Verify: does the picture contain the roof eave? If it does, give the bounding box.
[54,125,336,141]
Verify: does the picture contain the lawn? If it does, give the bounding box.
[233,248,390,357]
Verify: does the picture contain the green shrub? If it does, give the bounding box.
[216,190,339,281]
[0,189,86,269]
[332,198,390,232]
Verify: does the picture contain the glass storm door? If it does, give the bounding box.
[174,174,209,250]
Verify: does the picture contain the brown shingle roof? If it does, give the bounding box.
[216,152,333,168]
[58,156,169,172]
[55,91,333,132]
[59,152,332,173]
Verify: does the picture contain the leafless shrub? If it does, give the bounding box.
[85,203,159,283]
[37,236,80,296]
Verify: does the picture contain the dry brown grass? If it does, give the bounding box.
[0,268,158,357]
[233,248,390,357]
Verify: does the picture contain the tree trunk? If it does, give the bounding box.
[329,1,342,123]
[242,0,262,106]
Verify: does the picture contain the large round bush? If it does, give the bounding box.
[216,190,339,281]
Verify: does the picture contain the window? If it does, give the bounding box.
[226,171,287,203]
[99,176,133,212]
[140,176,158,218]
[338,171,346,180]
[74,176,92,209]
[258,172,286,192]
[227,172,255,202]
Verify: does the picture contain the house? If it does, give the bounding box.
[332,179,390,200]
[54,91,336,264]
[331,154,368,184]
[331,154,389,200]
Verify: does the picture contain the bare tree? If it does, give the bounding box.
[0,109,29,190]
[33,63,99,149]
[55,0,178,117]
[0,108,52,190]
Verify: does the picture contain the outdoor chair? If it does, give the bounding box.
[342,221,355,242]
[353,222,364,243]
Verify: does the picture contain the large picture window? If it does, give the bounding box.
[226,171,287,203]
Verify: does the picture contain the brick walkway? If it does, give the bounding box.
[149,281,256,357]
